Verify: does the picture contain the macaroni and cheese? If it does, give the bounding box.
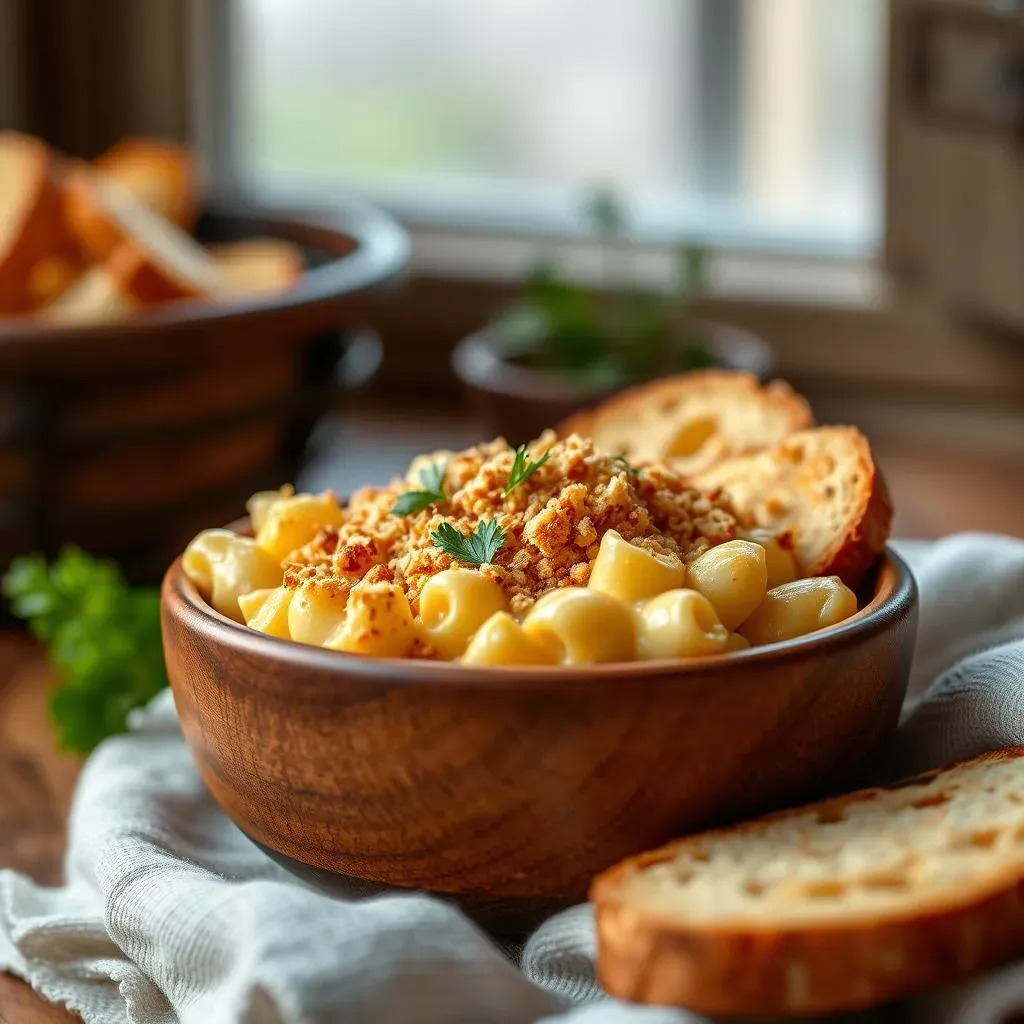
[181,434,860,665]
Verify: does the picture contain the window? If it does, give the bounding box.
[212,0,885,256]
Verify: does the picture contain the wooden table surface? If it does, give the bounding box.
[0,637,81,1023]
[1,415,1022,1022]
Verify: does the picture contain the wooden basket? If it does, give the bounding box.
[0,199,408,588]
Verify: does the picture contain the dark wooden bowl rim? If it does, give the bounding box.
[0,198,409,361]
[163,544,916,689]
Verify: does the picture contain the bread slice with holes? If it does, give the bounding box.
[692,425,892,588]
[0,133,83,314]
[93,137,198,233]
[593,747,1024,1018]
[558,371,813,474]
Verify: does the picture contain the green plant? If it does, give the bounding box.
[492,187,717,384]
[2,548,167,753]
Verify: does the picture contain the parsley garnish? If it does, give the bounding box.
[612,454,640,476]
[431,520,507,567]
[2,548,168,753]
[392,460,447,516]
[503,444,552,497]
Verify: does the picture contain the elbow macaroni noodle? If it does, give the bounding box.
[419,569,508,659]
[182,479,861,665]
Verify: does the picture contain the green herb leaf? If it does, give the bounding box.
[612,454,640,476]
[431,520,506,567]
[492,303,550,356]
[677,244,708,297]
[2,548,168,753]
[504,444,552,497]
[583,187,625,238]
[521,271,605,371]
[391,460,447,516]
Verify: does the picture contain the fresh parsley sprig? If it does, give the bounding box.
[612,454,640,476]
[2,548,168,754]
[503,444,551,497]
[392,460,447,516]
[431,520,506,567]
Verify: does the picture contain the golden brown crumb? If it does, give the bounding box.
[282,434,738,627]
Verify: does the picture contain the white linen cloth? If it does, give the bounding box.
[3,533,1024,1024]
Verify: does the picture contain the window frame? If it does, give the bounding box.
[192,0,881,263]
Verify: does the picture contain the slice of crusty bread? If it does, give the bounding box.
[38,250,139,325]
[208,238,304,297]
[692,426,892,588]
[39,237,212,325]
[559,371,813,475]
[63,165,220,301]
[593,747,1024,1017]
[0,133,82,313]
[63,161,216,281]
[94,137,198,233]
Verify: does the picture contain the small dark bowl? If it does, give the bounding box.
[452,321,774,446]
[0,199,408,588]
[162,543,917,934]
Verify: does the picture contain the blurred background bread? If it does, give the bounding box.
[0,130,409,596]
[93,137,198,233]
[0,133,82,313]
[0,132,308,326]
[209,238,305,297]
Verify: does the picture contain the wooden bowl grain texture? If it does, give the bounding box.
[162,548,917,933]
[0,200,407,590]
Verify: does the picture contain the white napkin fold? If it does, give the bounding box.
[2,533,1024,1024]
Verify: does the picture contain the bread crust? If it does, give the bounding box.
[39,241,206,325]
[557,371,813,471]
[592,749,1024,1017]
[63,162,124,264]
[821,456,893,588]
[694,426,892,589]
[94,137,198,233]
[0,134,83,313]
[209,238,304,296]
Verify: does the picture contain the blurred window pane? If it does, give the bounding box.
[229,0,885,252]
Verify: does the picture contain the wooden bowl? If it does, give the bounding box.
[0,199,408,588]
[162,547,917,934]
[452,320,774,447]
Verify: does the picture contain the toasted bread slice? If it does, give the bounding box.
[208,238,304,297]
[559,371,813,474]
[39,246,140,325]
[692,426,891,587]
[94,137,198,233]
[39,238,212,325]
[593,748,1024,1017]
[0,133,83,313]
[63,165,220,301]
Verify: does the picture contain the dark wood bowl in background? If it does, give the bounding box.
[162,545,917,934]
[452,320,774,446]
[0,200,408,590]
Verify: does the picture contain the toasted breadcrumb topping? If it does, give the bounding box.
[283,433,737,617]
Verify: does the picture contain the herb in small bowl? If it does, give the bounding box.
[451,186,773,446]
